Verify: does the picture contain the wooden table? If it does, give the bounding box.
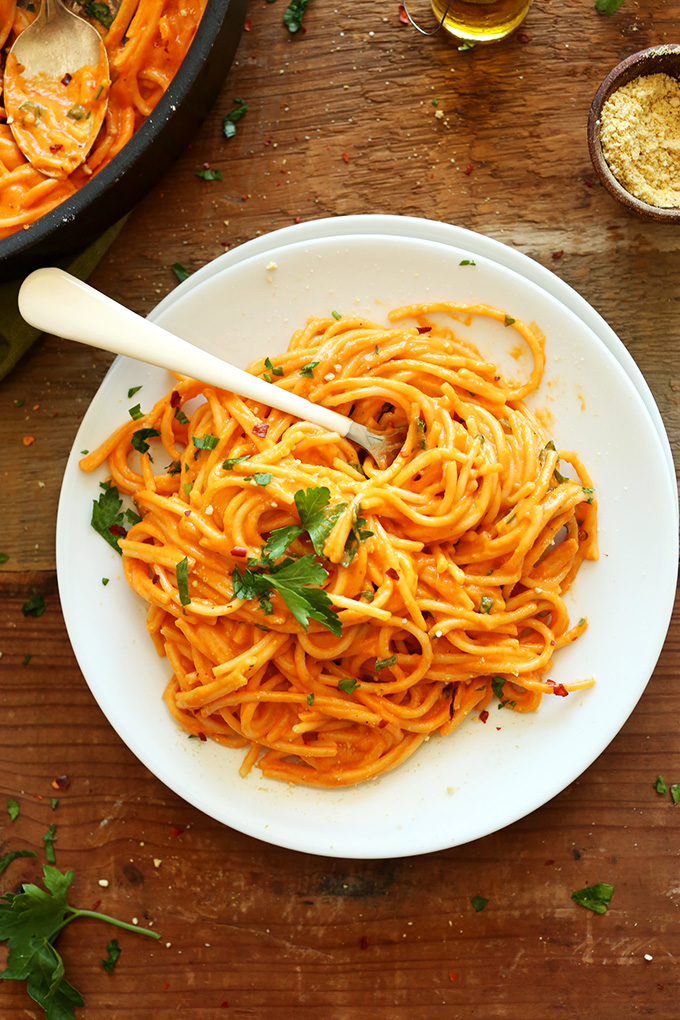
[2,2,680,1017]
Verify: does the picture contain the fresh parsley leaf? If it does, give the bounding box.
[479,595,493,614]
[306,693,315,706]
[375,655,396,670]
[50,799,59,811]
[299,360,320,377]
[171,262,190,282]
[283,0,310,32]
[21,594,46,618]
[491,676,505,700]
[504,314,516,327]
[341,507,373,567]
[264,356,283,377]
[571,883,614,914]
[253,473,273,486]
[338,677,359,694]
[131,427,160,454]
[222,454,251,470]
[266,486,346,559]
[81,0,113,27]
[195,167,223,181]
[671,785,680,806]
[192,433,219,451]
[101,938,121,972]
[7,798,19,821]
[0,849,37,876]
[595,0,626,13]
[233,554,341,635]
[331,310,342,320]
[127,386,142,398]
[653,775,667,795]
[128,403,144,420]
[42,825,56,865]
[176,557,191,606]
[0,864,159,1019]
[223,98,248,138]
[470,895,488,912]
[91,482,127,553]
[459,258,476,265]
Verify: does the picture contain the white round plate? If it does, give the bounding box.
[57,231,678,859]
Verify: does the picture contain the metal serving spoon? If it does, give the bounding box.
[18,267,406,470]
[4,0,109,177]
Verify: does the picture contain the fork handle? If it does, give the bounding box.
[18,268,353,438]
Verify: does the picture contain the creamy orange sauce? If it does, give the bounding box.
[0,0,207,237]
[4,49,110,177]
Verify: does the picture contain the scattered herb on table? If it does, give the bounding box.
[101,937,121,972]
[471,895,488,912]
[21,594,46,618]
[0,864,159,1020]
[571,883,614,914]
[283,0,310,33]
[195,167,223,181]
[595,0,626,13]
[653,774,667,795]
[0,552,9,563]
[42,825,57,865]
[171,262,190,282]
[223,98,248,138]
[7,799,20,821]
[0,850,37,876]
[671,784,680,806]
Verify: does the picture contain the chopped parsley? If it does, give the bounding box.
[21,593,46,618]
[479,595,493,614]
[176,556,191,606]
[42,824,57,864]
[195,167,223,181]
[503,314,516,327]
[232,553,341,635]
[375,655,396,671]
[653,775,667,795]
[91,481,128,553]
[595,0,626,13]
[299,361,320,377]
[127,385,142,398]
[283,0,310,32]
[459,258,476,266]
[470,895,488,912]
[7,799,19,821]
[252,472,272,486]
[131,427,160,454]
[222,454,251,470]
[331,310,342,320]
[101,938,121,972]
[571,883,614,914]
[192,433,219,451]
[128,403,144,420]
[306,693,315,706]
[341,506,373,567]
[223,98,248,138]
[171,262,190,282]
[338,677,360,694]
[264,356,283,377]
[0,849,37,876]
[266,486,346,559]
[81,0,114,27]
[671,785,680,806]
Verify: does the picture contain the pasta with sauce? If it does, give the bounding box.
[80,302,598,787]
[0,0,207,237]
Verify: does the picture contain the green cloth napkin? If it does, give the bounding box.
[0,216,128,382]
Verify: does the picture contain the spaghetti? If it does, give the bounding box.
[80,303,598,787]
[0,0,207,237]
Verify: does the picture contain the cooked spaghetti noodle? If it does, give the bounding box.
[80,302,598,787]
[0,0,207,237]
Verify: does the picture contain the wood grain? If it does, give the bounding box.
[2,2,680,1017]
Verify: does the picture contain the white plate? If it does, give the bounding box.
[57,231,678,859]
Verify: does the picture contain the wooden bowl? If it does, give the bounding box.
[0,0,247,278]
[587,44,680,222]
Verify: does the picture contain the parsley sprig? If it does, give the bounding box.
[232,552,341,635]
[0,864,159,1020]
[265,486,345,560]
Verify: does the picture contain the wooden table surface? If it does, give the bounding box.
[2,2,680,1017]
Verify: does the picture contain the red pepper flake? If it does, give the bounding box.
[359,935,369,950]
[243,15,251,30]
[417,326,431,334]
[386,567,399,580]
[341,152,350,163]
[252,421,269,438]
[169,825,186,838]
[552,684,569,697]
[108,524,127,537]
[22,435,35,446]
[220,1002,229,1008]
[479,710,489,724]
[464,163,474,175]
[544,859,555,866]
[51,775,70,790]
[230,547,248,558]
[378,719,388,728]
[448,971,458,981]
[90,899,102,911]
[398,3,409,23]
[49,143,63,152]
[517,32,530,42]
[163,982,170,991]
[61,72,72,85]
[552,249,564,260]
[170,390,181,407]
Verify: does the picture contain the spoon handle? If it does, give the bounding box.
[18,267,353,437]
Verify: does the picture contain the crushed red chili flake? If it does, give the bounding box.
[51,775,70,790]
[479,710,489,724]
[61,72,72,85]
[544,859,555,865]
[49,143,63,152]
[378,719,388,728]
[448,971,458,981]
[252,421,269,438]
[243,15,251,29]
[341,152,350,163]
[464,163,474,175]
[359,935,369,950]
[198,732,207,742]
[398,3,409,23]
[552,249,564,260]
[169,825,186,837]
[22,435,35,446]
[170,390,181,407]
[220,1002,230,1008]
[417,326,432,334]
[552,684,569,697]
[108,524,127,537]
[230,547,248,558]
[90,899,102,911]
[517,31,530,42]
[386,567,399,580]
[163,982,170,991]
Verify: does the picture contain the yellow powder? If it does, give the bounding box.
[599,72,680,208]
